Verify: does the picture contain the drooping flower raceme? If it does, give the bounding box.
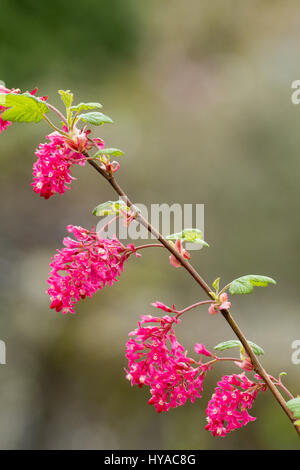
[205,373,265,436]
[32,131,82,199]
[48,225,137,314]
[32,129,103,199]
[125,314,209,413]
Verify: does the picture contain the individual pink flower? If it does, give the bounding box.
[0,85,13,134]
[151,301,174,313]
[65,129,90,153]
[208,293,231,315]
[28,87,48,101]
[92,137,105,148]
[125,315,208,413]
[205,373,264,436]
[0,114,11,133]
[48,225,136,314]
[0,85,13,94]
[169,239,190,268]
[65,128,104,154]
[194,343,213,357]
[106,161,120,174]
[235,356,253,371]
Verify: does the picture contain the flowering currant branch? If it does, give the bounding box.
[1,84,299,439]
[86,159,300,437]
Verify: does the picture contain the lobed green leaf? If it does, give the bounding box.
[214,339,265,356]
[79,111,113,126]
[70,102,103,112]
[229,275,276,295]
[94,148,124,157]
[0,92,49,123]
[58,90,73,108]
[93,200,130,217]
[166,228,209,247]
[286,398,300,419]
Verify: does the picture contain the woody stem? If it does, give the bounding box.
[87,158,300,438]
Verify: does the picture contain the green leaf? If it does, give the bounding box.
[286,398,300,419]
[92,200,129,217]
[0,93,49,123]
[94,148,124,157]
[214,339,265,356]
[70,102,103,112]
[58,90,73,108]
[79,111,113,126]
[212,277,220,293]
[294,419,300,426]
[279,372,287,377]
[166,228,209,247]
[229,275,276,295]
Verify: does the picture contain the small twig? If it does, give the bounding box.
[134,243,165,251]
[46,103,68,125]
[176,300,214,316]
[204,357,243,368]
[43,115,69,137]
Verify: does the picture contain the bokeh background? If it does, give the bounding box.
[0,0,300,450]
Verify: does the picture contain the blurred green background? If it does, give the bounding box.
[0,0,300,450]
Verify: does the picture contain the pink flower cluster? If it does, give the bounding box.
[169,239,190,268]
[205,373,265,436]
[32,129,103,199]
[125,315,207,413]
[48,225,136,314]
[0,85,13,134]
[0,113,11,133]
[208,293,231,315]
[32,131,83,199]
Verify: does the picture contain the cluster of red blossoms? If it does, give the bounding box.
[2,84,274,439]
[2,86,136,313]
[125,314,209,413]
[32,129,104,199]
[1,85,106,199]
[205,374,265,436]
[125,310,265,436]
[48,225,138,314]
